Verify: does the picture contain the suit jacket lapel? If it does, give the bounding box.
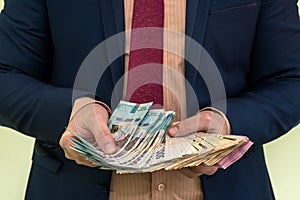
[186,0,199,38]
[99,0,125,105]
[185,0,211,85]
[111,0,125,34]
[98,0,125,46]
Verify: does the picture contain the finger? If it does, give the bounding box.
[197,111,228,134]
[59,130,71,148]
[168,114,203,137]
[180,165,218,178]
[64,149,74,160]
[59,130,76,157]
[74,160,98,167]
[64,144,99,167]
[59,129,98,166]
[63,143,99,167]
[190,164,218,176]
[88,118,116,154]
[70,104,116,154]
[180,168,202,178]
[74,155,98,167]
[81,104,116,154]
[168,110,226,137]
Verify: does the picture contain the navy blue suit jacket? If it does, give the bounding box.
[1,0,300,199]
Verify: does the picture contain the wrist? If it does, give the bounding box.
[70,97,112,121]
[199,107,231,134]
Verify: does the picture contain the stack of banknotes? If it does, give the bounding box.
[70,101,253,174]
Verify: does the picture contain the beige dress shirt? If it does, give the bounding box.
[109,1,203,199]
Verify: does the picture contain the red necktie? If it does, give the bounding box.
[125,0,164,108]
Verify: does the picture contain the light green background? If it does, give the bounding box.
[0,1,299,199]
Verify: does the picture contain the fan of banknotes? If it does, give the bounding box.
[70,101,253,174]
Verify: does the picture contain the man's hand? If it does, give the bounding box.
[59,97,116,167]
[168,109,230,178]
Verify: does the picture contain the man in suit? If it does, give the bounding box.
[0,0,300,199]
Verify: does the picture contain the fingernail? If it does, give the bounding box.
[104,143,116,154]
[169,126,178,137]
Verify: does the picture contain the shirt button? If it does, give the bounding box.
[157,183,165,191]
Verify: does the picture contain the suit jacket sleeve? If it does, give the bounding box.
[215,0,300,145]
[0,0,72,144]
